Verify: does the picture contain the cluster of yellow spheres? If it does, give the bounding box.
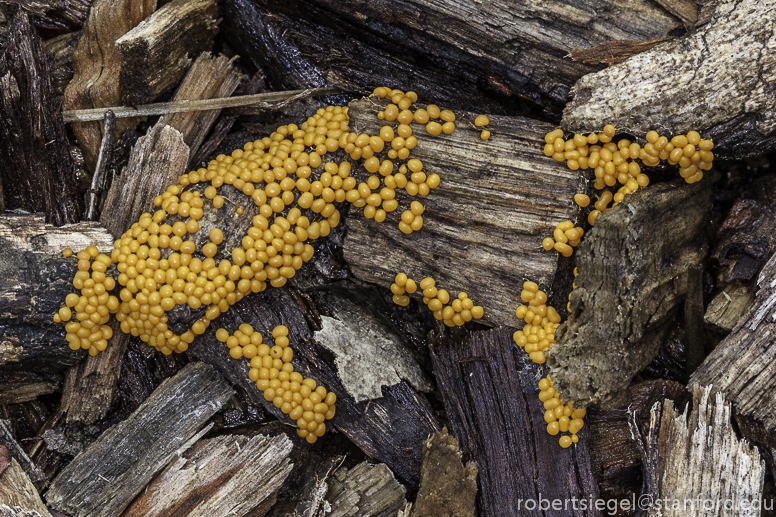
[475,114,491,140]
[539,375,586,448]
[541,221,585,258]
[512,282,562,365]
[216,325,336,443]
[544,127,714,227]
[390,274,484,326]
[54,246,119,356]
[512,281,584,447]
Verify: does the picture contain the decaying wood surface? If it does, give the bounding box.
[429,328,600,516]
[551,180,712,409]
[64,0,155,172]
[704,284,754,334]
[157,53,241,162]
[562,0,776,159]
[0,370,60,405]
[586,379,688,514]
[568,37,674,66]
[189,71,266,169]
[116,0,218,106]
[411,428,477,517]
[325,461,407,517]
[46,362,234,517]
[122,433,293,517]
[0,458,53,517]
[100,123,189,237]
[636,386,764,517]
[43,31,79,103]
[6,0,91,30]
[0,420,45,487]
[188,286,441,488]
[223,0,681,111]
[691,251,776,454]
[0,9,81,226]
[344,98,584,327]
[0,214,113,372]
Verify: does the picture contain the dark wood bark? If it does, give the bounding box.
[6,0,92,31]
[562,0,776,159]
[222,0,681,112]
[0,419,46,487]
[121,433,294,517]
[411,428,477,517]
[550,180,712,409]
[691,251,776,455]
[116,0,218,106]
[429,328,601,517]
[0,214,114,372]
[344,98,584,327]
[0,9,81,226]
[45,362,234,517]
[44,31,79,103]
[0,370,60,405]
[157,53,241,163]
[64,0,156,172]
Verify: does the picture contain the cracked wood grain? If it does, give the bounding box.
[562,0,776,159]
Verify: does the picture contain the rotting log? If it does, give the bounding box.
[188,286,441,488]
[157,53,241,162]
[325,461,407,517]
[0,9,81,226]
[0,213,114,372]
[429,328,601,517]
[0,458,53,517]
[100,123,190,237]
[411,428,478,517]
[344,98,584,327]
[116,0,219,106]
[64,0,156,172]
[632,386,765,516]
[562,0,776,159]
[550,179,712,409]
[121,433,293,517]
[691,251,776,456]
[223,0,682,111]
[46,362,234,517]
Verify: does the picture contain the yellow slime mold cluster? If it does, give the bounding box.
[216,324,336,443]
[391,273,484,326]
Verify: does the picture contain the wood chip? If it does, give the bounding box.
[46,362,234,517]
[691,251,776,455]
[64,0,155,171]
[429,328,600,516]
[0,9,81,225]
[326,461,407,517]
[411,428,477,517]
[551,180,712,409]
[116,0,218,105]
[562,0,776,158]
[568,36,675,66]
[0,458,53,517]
[344,98,583,326]
[121,434,294,517]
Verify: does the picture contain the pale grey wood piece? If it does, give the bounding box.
[0,459,53,517]
[562,0,776,159]
[550,180,712,409]
[121,433,293,517]
[45,362,234,517]
[325,461,407,517]
[343,98,584,326]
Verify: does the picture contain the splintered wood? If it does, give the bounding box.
[692,251,776,454]
[641,386,765,517]
[46,362,234,517]
[121,434,293,517]
[562,0,776,158]
[550,180,711,409]
[344,98,584,326]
